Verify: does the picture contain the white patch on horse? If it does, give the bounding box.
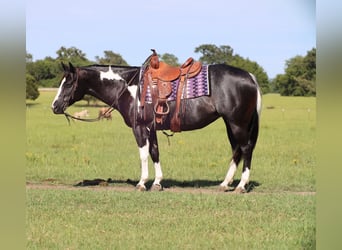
[220,159,237,187]
[52,77,66,108]
[256,88,262,117]
[100,66,123,81]
[153,162,163,186]
[137,139,149,188]
[127,85,137,99]
[127,85,141,110]
[237,168,250,189]
[249,72,262,118]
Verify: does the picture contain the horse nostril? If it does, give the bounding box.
[52,106,58,114]
[51,104,62,114]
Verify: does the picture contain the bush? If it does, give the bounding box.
[26,74,40,100]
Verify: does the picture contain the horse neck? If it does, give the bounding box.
[80,67,137,127]
[80,69,124,107]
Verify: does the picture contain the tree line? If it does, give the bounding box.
[26,45,316,100]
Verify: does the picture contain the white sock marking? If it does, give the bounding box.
[153,162,163,185]
[221,159,237,187]
[237,168,250,189]
[138,140,149,186]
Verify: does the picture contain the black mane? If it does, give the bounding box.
[80,64,140,72]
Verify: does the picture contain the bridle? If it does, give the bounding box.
[63,67,140,124]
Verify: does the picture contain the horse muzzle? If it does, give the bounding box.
[51,101,67,114]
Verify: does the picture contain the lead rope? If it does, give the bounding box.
[162,130,174,146]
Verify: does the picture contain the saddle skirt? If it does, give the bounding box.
[139,65,210,104]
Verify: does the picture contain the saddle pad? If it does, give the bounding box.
[140,65,210,103]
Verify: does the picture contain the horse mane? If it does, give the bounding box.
[80,64,140,71]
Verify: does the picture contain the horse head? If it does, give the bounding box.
[51,62,86,114]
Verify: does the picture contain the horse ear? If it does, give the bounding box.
[61,62,69,72]
[69,62,76,73]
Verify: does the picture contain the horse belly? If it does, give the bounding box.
[177,98,219,131]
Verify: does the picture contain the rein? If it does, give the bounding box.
[63,68,140,124]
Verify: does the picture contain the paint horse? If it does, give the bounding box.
[51,56,262,193]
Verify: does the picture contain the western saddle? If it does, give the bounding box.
[140,49,202,132]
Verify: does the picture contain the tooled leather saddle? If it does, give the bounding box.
[140,49,202,132]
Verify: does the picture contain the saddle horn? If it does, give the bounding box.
[150,49,159,69]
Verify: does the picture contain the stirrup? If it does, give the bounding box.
[154,102,169,116]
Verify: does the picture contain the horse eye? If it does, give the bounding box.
[64,81,74,88]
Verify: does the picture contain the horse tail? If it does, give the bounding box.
[248,73,262,148]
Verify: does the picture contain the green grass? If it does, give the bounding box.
[26,91,316,249]
[27,189,315,249]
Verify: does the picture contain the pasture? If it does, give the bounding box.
[26,91,316,249]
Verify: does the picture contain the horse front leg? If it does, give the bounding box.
[136,139,149,191]
[133,125,150,191]
[134,126,163,191]
[149,129,163,191]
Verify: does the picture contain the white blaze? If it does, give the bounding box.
[100,66,123,81]
[51,77,66,108]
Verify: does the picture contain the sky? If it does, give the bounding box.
[26,0,315,79]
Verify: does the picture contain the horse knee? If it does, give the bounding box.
[149,142,159,162]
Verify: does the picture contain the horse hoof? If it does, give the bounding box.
[219,185,229,192]
[234,187,247,194]
[136,184,147,192]
[151,184,163,192]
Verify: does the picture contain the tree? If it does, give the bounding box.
[194,44,270,93]
[26,58,60,87]
[273,48,316,96]
[56,46,91,66]
[26,47,94,88]
[95,51,129,65]
[26,52,33,63]
[160,53,180,66]
[231,55,270,93]
[26,74,39,100]
[56,46,87,60]
[194,44,233,64]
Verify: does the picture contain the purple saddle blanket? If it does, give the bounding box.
[139,65,210,103]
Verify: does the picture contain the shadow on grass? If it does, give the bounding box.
[26,103,41,108]
[74,178,261,192]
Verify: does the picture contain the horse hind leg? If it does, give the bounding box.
[220,112,259,193]
[219,121,242,191]
[234,112,259,193]
[234,143,253,193]
[219,147,242,191]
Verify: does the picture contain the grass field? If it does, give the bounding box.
[26,91,316,249]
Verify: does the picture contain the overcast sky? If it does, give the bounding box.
[26,0,315,78]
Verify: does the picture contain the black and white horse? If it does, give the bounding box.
[52,61,262,193]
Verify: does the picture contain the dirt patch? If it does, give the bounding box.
[26,181,316,196]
